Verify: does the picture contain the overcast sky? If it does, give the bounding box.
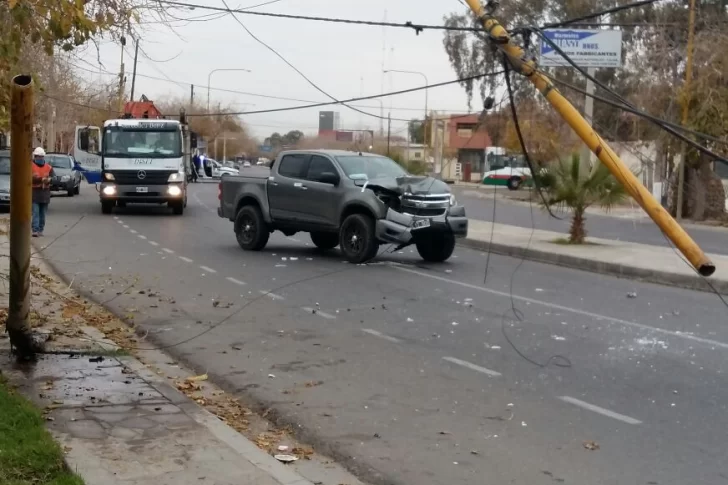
[72,0,479,140]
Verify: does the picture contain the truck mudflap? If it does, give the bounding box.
[375,206,468,245]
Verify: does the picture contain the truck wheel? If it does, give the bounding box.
[339,214,378,264]
[507,176,522,191]
[171,201,184,215]
[310,232,339,250]
[235,205,269,251]
[67,187,74,197]
[415,232,456,263]
[101,201,113,214]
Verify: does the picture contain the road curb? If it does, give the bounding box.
[458,237,728,295]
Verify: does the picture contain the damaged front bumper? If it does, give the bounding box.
[375,205,468,245]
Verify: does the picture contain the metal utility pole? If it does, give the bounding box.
[129,39,139,103]
[386,112,391,155]
[384,69,429,162]
[46,53,55,151]
[676,0,697,221]
[462,0,714,276]
[8,75,40,359]
[117,36,127,113]
[206,68,251,113]
[580,67,597,174]
[190,84,195,106]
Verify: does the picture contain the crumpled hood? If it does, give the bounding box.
[52,167,73,178]
[366,175,451,196]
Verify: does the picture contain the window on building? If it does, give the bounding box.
[414,152,422,159]
[715,160,728,179]
[456,123,477,138]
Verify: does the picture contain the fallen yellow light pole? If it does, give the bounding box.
[463,0,715,277]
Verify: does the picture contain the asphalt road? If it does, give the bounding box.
[452,186,728,255]
[37,182,728,485]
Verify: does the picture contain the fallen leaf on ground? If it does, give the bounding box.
[583,440,600,451]
[186,373,208,382]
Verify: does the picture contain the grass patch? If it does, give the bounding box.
[0,375,84,485]
[550,237,601,246]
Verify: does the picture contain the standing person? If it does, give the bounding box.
[31,147,54,237]
[191,152,200,182]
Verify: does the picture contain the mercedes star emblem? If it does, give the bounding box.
[137,170,147,180]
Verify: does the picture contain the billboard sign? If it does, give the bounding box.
[539,29,623,68]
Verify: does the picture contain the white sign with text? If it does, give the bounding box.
[539,29,623,69]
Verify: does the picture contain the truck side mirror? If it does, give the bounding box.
[318,172,339,185]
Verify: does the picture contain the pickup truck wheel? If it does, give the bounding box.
[310,232,339,250]
[415,232,456,263]
[235,205,269,251]
[339,214,378,263]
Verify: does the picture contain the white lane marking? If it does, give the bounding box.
[129,229,138,234]
[138,235,147,240]
[122,225,129,229]
[193,191,216,213]
[259,290,285,301]
[199,265,217,274]
[442,356,502,377]
[302,307,336,320]
[149,241,159,247]
[394,266,728,351]
[162,248,175,254]
[559,396,642,425]
[361,328,400,343]
[113,216,119,220]
[179,256,193,263]
[226,276,246,286]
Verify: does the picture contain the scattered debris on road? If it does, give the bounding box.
[583,440,600,451]
[274,454,299,463]
[627,292,637,298]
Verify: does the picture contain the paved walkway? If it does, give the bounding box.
[462,219,728,294]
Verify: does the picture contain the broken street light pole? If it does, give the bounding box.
[8,75,40,359]
[462,0,715,277]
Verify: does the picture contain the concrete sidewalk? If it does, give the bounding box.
[461,219,728,294]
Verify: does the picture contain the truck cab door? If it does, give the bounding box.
[268,153,310,221]
[302,155,342,227]
[74,126,102,183]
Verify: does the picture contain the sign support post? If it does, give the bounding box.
[580,67,597,174]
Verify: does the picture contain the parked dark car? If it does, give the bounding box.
[0,150,10,210]
[47,153,82,196]
[218,149,468,263]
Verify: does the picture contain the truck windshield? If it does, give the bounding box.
[336,155,408,180]
[103,127,182,158]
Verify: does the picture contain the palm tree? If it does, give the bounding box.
[537,153,629,244]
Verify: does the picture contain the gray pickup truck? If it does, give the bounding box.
[217,149,468,264]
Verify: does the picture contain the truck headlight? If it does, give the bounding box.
[102,185,116,196]
[104,173,115,181]
[450,194,457,206]
[168,172,185,182]
[167,185,182,196]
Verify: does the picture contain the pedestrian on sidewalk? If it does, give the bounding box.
[31,147,55,237]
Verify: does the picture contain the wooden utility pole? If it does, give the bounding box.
[8,75,41,359]
[676,0,697,221]
[461,0,714,276]
[386,112,391,155]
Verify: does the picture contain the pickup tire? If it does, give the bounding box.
[235,205,269,251]
[310,232,339,250]
[415,232,456,263]
[339,214,378,264]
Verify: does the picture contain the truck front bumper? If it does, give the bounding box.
[100,182,185,203]
[375,206,468,245]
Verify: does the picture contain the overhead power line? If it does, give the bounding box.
[40,70,503,120]
[68,60,471,114]
[540,0,663,29]
[156,0,482,34]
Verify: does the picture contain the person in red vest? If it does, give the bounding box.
[31,147,55,237]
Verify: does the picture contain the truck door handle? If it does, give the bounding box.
[270,182,278,186]
[293,182,307,190]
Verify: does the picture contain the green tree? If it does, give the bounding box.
[408,120,424,144]
[538,154,629,244]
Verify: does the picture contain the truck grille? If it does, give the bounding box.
[109,170,175,185]
[401,193,450,217]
